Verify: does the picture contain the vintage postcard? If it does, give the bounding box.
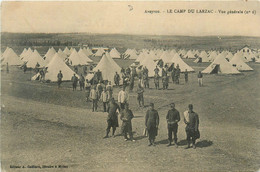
[1,1,259,171]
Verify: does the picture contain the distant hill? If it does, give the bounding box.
[1,32,260,54]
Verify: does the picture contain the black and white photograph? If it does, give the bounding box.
[1,1,260,171]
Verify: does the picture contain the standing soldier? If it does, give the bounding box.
[154,73,160,90]
[104,98,120,138]
[145,103,159,146]
[120,103,135,141]
[79,74,85,91]
[114,72,120,86]
[23,63,27,73]
[100,87,109,112]
[106,81,113,100]
[143,73,149,88]
[184,69,188,83]
[118,86,129,110]
[171,64,176,83]
[85,79,91,102]
[97,81,103,99]
[137,83,144,107]
[162,75,169,90]
[129,74,135,92]
[154,66,159,75]
[184,104,200,149]
[175,65,180,84]
[198,71,203,87]
[90,85,98,112]
[71,73,78,91]
[166,103,180,147]
[57,70,63,88]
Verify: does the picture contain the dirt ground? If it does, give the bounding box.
[1,60,260,172]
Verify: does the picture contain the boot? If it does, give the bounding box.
[174,139,178,148]
[186,141,191,149]
[103,130,109,138]
[148,140,152,146]
[167,140,172,147]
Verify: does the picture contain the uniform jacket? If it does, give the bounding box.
[166,108,180,126]
[145,109,159,129]
[118,90,129,103]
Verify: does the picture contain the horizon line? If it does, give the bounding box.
[1,32,260,38]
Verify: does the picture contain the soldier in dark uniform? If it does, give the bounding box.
[166,103,180,147]
[145,103,159,146]
[184,104,200,149]
[137,83,144,107]
[184,69,188,83]
[71,73,78,91]
[120,103,135,141]
[171,64,176,83]
[114,72,120,86]
[79,74,85,91]
[143,73,149,88]
[154,66,159,75]
[57,70,63,88]
[154,73,160,90]
[175,65,180,84]
[104,98,120,138]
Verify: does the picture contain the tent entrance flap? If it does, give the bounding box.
[210,64,220,74]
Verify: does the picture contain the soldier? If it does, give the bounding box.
[79,74,85,91]
[184,104,200,149]
[120,103,135,141]
[198,71,203,87]
[143,73,149,88]
[154,66,159,75]
[104,98,120,138]
[166,103,180,147]
[145,103,159,146]
[85,79,91,102]
[114,72,120,86]
[118,86,129,110]
[175,65,180,84]
[57,70,63,88]
[106,81,113,100]
[154,73,160,90]
[171,64,176,83]
[184,69,188,83]
[89,85,98,112]
[71,73,78,91]
[97,81,103,99]
[23,63,27,73]
[137,83,144,107]
[100,87,109,112]
[162,75,169,90]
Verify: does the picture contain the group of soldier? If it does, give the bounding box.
[100,88,200,149]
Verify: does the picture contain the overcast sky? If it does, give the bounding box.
[2,1,260,36]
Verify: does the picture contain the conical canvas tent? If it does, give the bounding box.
[225,52,233,61]
[21,48,33,61]
[26,50,46,68]
[2,47,10,57]
[83,47,93,56]
[208,51,218,62]
[202,54,240,74]
[78,49,93,63]
[92,53,121,85]
[20,48,28,59]
[109,48,121,59]
[170,53,194,72]
[184,50,196,59]
[2,48,23,66]
[140,54,159,77]
[32,53,78,81]
[63,47,71,56]
[94,48,105,57]
[44,47,56,63]
[194,51,210,63]
[68,49,87,65]
[135,52,147,63]
[58,49,67,61]
[230,54,253,71]
[124,49,138,59]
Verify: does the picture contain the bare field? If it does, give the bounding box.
[1,59,260,171]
